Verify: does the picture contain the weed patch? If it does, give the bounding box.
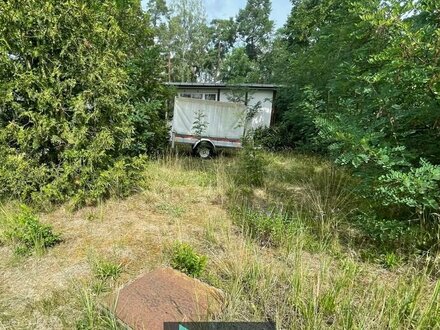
[92,258,124,282]
[232,148,267,187]
[229,152,440,268]
[231,206,295,247]
[2,154,440,329]
[211,236,440,329]
[89,256,124,294]
[0,205,60,255]
[170,241,207,277]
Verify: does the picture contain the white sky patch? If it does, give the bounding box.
[203,0,245,20]
[142,0,292,28]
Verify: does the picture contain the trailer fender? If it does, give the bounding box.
[193,139,215,151]
[193,139,216,159]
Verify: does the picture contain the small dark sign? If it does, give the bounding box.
[164,322,276,330]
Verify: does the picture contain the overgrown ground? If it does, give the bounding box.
[1,153,439,329]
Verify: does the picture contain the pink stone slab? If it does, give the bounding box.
[105,268,224,330]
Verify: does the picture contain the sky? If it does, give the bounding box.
[142,0,292,29]
[202,0,291,28]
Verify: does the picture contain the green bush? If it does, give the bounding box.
[17,155,149,210]
[0,1,166,209]
[1,205,60,255]
[253,126,287,151]
[354,214,437,255]
[273,0,440,226]
[232,147,267,187]
[170,242,207,277]
[377,160,440,217]
[129,100,170,156]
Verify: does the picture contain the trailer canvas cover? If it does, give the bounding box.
[172,97,247,148]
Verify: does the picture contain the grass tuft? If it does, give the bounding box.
[0,204,61,255]
[92,258,124,282]
[76,287,124,330]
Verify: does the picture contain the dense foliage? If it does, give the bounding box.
[272,0,440,221]
[0,0,167,207]
[148,0,274,83]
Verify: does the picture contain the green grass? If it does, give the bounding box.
[231,151,440,266]
[217,151,440,328]
[92,258,124,282]
[76,286,125,330]
[1,152,439,329]
[0,204,61,256]
[89,256,124,294]
[209,215,440,328]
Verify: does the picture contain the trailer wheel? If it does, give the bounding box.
[194,142,213,159]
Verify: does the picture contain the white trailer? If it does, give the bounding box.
[168,83,277,158]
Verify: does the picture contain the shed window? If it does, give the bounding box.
[204,93,217,101]
[180,93,216,100]
[191,93,203,99]
[180,93,203,99]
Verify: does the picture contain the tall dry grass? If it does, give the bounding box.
[206,216,440,329]
[219,151,440,329]
[1,152,439,329]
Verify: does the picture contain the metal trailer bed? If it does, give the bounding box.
[170,97,248,158]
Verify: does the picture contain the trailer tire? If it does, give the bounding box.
[194,142,214,159]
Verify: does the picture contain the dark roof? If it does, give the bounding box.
[165,82,278,90]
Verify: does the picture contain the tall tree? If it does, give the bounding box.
[145,0,169,28]
[204,18,237,82]
[272,0,364,149]
[220,47,259,83]
[162,0,209,82]
[122,0,170,154]
[0,0,165,206]
[273,0,440,217]
[236,0,274,61]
